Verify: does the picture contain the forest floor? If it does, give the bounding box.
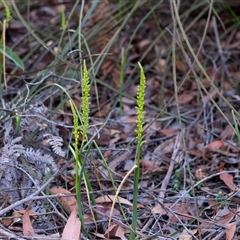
[1,1,240,239]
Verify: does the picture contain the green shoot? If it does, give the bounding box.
[14,111,21,135]
[215,191,229,208]
[60,5,67,30]
[80,59,90,145]
[1,0,12,24]
[68,97,83,221]
[119,47,125,115]
[69,60,97,233]
[80,60,97,221]
[130,62,146,239]
[173,169,181,192]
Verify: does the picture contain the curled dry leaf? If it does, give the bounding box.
[205,140,225,151]
[94,204,121,220]
[94,223,127,240]
[195,168,206,181]
[95,195,132,207]
[219,173,240,191]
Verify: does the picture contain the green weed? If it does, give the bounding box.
[69,60,96,232]
[60,5,67,30]
[215,191,230,208]
[1,0,12,23]
[173,169,182,191]
[130,62,146,239]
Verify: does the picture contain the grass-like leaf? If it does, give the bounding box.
[0,44,24,70]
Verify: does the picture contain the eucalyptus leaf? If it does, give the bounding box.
[0,44,24,70]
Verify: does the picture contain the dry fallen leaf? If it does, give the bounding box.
[195,168,206,181]
[179,229,198,240]
[95,223,127,240]
[50,187,77,213]
[215,207,236,224]
[0,218,12,227]
[108,150,133,172]
[160,128,178,136]
[152,203,166,215]
[140,159,165,174]
[153,137,176,154]
[153,201,195,222]
[220,125,235,140]
[61,205,81,240]
[94,203,121,220]
[14,209,39,219]
[95,195,133,207]
[202,89,218,104]
[219,173,240,191]
[174,93,195,105]
[205,140,225,151]
[22,206,35,237]
[12,209,39,226]
[168,201,193,223]
[175,59,187,73]
[225,222,236,240]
